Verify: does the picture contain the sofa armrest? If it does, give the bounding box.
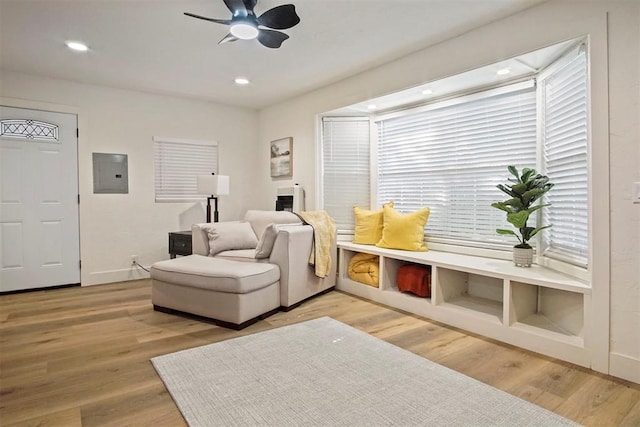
[269,224,336,307]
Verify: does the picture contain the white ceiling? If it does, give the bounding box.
[0,0,546,110]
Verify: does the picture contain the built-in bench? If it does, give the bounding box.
[337,241,591,367]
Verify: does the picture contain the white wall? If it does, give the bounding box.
[0,71,259,285]
[257,1,639,383]
[607,2,640,383]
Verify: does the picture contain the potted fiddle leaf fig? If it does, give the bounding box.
[491,166,554,267]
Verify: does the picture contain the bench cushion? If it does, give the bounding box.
[150,255,279,294]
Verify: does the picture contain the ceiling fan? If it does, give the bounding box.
[185,0,300,49]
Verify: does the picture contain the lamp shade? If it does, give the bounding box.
[197,174,230,196]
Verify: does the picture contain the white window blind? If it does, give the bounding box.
[540,49,589,266]
[322,117,371,232]
[376,83,537,247]
[154,137,218,202]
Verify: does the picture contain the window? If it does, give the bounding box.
[540,48,589,267]
[376,82,537,248]
[321,117,371,232]
[153,137,218,202]
[320,43,589,269]
[1,119,59,141]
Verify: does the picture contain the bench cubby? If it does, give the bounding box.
[336,242,591,367]
[509,281,585,345]
[436,268,503,324]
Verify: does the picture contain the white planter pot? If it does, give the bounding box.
[513,247,533,267]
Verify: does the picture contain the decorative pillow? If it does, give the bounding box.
[353,202,394,245]
[204,221,258,256]
[376,205,430,251]
[255,223,280,259]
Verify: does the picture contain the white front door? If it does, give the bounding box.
[0,106,80,292]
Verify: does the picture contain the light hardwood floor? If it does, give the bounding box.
[1,279,638,426]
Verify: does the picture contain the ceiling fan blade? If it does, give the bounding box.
[223,0,248,16]
[257,29,289,49]
[218,33,239,44]
[184,13,231,25]
[242,0,258,14]
[257,5,300,30]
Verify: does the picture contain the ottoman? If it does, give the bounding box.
[150,255,281,329]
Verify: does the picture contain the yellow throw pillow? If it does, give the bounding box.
[376,205,430,251]
[353,202,393,245]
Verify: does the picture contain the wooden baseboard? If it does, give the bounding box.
[609,352,640,384]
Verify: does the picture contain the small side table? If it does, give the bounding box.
[169,231,192,258]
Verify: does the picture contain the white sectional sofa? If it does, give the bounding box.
[151,210,336,329]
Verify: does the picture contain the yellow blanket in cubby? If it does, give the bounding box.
[347,253,380,287]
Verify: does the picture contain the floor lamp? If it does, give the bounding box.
[197,174,230,223]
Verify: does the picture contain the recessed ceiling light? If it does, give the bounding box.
[422,89,433,95]
[497,68,511,75]
[65,41,88,52]
[367,104,377,110]
[234,77,250,85]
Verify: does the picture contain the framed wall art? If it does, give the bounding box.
[270,137,293,178]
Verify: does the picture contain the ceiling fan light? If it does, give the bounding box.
[230,22,259,40]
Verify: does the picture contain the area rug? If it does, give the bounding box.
[151,317,578,426]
